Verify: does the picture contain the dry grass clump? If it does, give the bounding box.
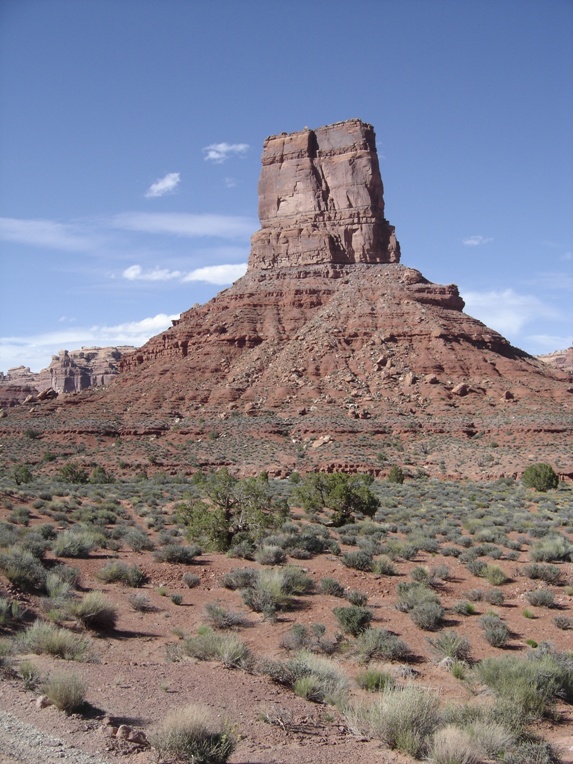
[428,725,479,764]
[344,685,441,758]
[180,627,252,669]
[19,621,91,660]
[149,703,236,764]
[71,591,118,631]
[43,671,87,714]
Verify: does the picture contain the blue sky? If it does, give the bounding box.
[1,0,571,373]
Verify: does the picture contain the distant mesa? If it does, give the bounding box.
[0,346,135,407]
[537,345,573,374]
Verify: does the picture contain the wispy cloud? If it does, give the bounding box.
[462,235,493,247]
[182,263,247,285]
[203,142,249,163]
[112,212,255,239]
[224,177,237,188]
[123,262,247,286]
[522,271,573,290]
[0,314,178,374]
[0,217,96,251]
[123,265,182,281]
[145,172,181,198]
[462,288,559,336]
[527,334,572,352]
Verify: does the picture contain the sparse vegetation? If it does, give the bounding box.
[149,703,237,764]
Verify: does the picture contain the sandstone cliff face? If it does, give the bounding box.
[537,347,573,374]
[249,120,400,269]
[0,347,135,405]
[36,347,135,394]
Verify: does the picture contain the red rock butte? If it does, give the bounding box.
[2,119,572,479]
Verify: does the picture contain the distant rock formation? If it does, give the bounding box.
[537,346,573,374]
[0,346,135,405]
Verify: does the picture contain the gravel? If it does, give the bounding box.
[0,708,112,764]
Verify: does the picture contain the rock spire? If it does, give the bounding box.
[248,119,400,270]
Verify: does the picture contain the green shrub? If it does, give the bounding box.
[181,627,251,669]
[387,466,405,484]
[261,651,348,705]
[154,544,202,564]
[522,563,563,585]
[356,668,395,692]
[342,550,373,571]
[522,463,559,492]
[345,685,440,758]
[525,589,555,608]
[43,672,87,714]
[279,623,339,655]
[0,596,27,627]
[553,615,573,630]
[58,463,89,484]
[354,627,411,663]
[530,535,573,562]
[333,605,373,636]
[319,577,345,597]
[0,547,46,591]
[345,590,368,606]
[53,529,100,558]
[477,649,573,719]
[480,614,510,647]
[12,464,33,485]
[410,601,445,631]
[483,588,504,606]
[128,593,156,612]
[372,555,398,576]
[255,545,287,565]
[182,572,201,588]
[71,591,117,631]
[396,581,440,612]
[220,567,259,590]
[149,703,237,764]
[428,630,471,661]
[123,527,154,552]
[453,600,476,616]
[19,621,90,660]
[203,600,248,630]
[96,561,147,587]
[483,565,508,586]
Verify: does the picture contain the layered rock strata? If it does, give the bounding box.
[249,120,400,269]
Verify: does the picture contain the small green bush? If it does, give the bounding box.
[96,561,147,587]
[522,463,559,492]
[181,627,252,669]
[553,615,573,630]
[182,572,201,588]
[203,600,248,630]
[149,703,237,764]
[342,550,373,571]
[429,725,479,764]
[53,529,100,558]
[356,668,395,692]
[530,535,573,562]
[483,565,508,586]
[410,601,445,631]
[524,589,555,608]
[387,466,405,484]
[480,614,510,647]
[0,547,46,591]
[154,544,202,564]
[333,605,373,636]
[522,563,563,585]
[483,588,504,606]
[355,627,411,663]
[43,672,87,714]
[372,555,398,576]
[220,567,259,590]
[319,577,345,597]
[255,545,287,565]
[428,630,471,661]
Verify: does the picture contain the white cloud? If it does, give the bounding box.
[0,217,95,251]
[0,314,178,374]
[526,334,572,352]
[121,261,247,285]
[524,271,573,290]
[112,212,255,239]
[182,263,247,285]
[145,172,181,198]
[203,142,249,163]
[224,177,237,188]
[462,235,493,247]
[462,288,559,336]
[123,264,182,281]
